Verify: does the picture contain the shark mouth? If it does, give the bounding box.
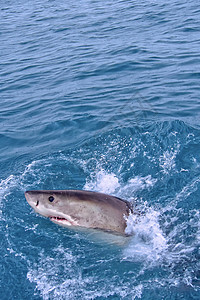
[49,216,77,226]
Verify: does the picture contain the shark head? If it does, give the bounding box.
[25,190,132,234]
[25,190,80,227]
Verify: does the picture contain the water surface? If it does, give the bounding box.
[0,0,200,299]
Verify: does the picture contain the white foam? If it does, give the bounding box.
[0,175,19,218]
[159,145,179,174]
[0,175,16,197]
[27,246,82,300]
[20,158,52,188]
[124,207,167,263]
[84,169,157,199]
[21,160,38,178]
[27,245,144,299]
[0,159,46,205]
[120,175,157,197]
[84,170,120,194]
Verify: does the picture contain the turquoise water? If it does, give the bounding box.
[1,0,200,299]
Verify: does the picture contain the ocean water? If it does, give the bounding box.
[0,0,200,299]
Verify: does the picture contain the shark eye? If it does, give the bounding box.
[48,196,54,202]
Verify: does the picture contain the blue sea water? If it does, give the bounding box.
[0,0,200,299]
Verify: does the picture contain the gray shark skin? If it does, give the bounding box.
[25,190,133,235]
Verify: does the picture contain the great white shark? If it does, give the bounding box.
[25,190,133,235]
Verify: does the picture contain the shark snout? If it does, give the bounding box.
[25,191,39,209]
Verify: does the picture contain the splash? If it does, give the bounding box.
[84,169,157,198]
[84,169,120,194]
[118,175,157,199]
[0,175,16,198]
[124,207,167,263]
[27,246,84,300]
[27,245,143,300]
[159,145,180,174]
